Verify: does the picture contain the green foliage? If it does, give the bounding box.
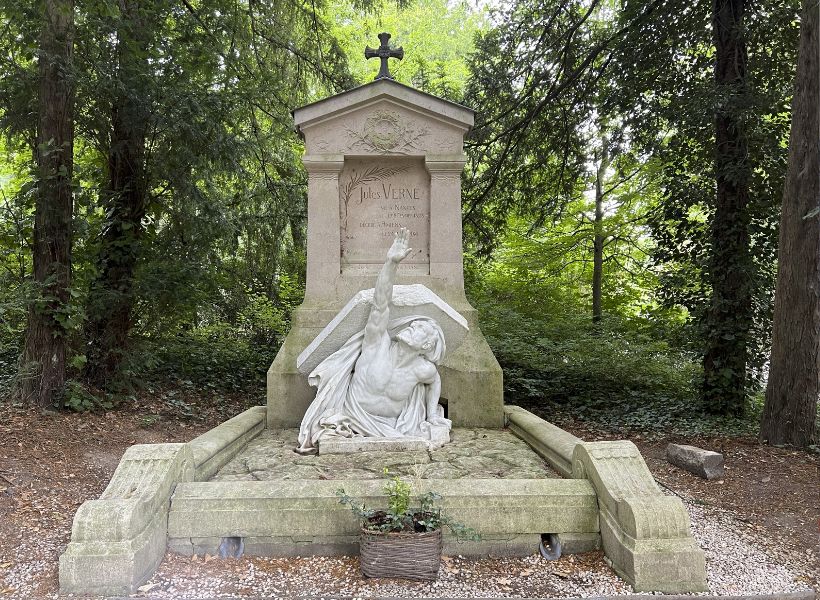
[625,0,799,408]
[328,0,484,97]
[477,299,699,411]
[384,470,412,518]
[62,380,114,412]
[133,325,274,394]
[0,336,18,398]
[463,0,799,417]
[337,472,480,540]
[467,216,702,426]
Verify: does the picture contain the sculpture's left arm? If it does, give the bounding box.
[425,371,448,425]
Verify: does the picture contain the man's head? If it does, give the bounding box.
[394,319,446,364]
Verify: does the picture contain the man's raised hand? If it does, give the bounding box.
[386,227,413,264]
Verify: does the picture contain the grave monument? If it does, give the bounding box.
[267,32,504,432]
[58,33,707,597]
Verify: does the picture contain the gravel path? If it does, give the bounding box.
[93,494,814,600]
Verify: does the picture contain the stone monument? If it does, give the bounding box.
[267,35,504,431]
[295,228,467,453]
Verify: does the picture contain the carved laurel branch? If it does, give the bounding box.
[340,164,410,233]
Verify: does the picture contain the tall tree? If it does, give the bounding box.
[625,0,796,414]
[18,0,74,406]
[83,0,152,386]
[77,0,352,385]
[701,0,753,415]
[462,0,667,255]
[760,0,819,447]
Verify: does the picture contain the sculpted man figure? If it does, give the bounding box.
[296,228,451,454]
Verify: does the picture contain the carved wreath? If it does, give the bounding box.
[346,110,429,154]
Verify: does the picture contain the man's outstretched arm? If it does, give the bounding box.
[364,228,412,344]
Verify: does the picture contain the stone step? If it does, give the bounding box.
[167,478,599,557]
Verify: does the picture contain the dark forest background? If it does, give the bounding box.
[0,0,817,447]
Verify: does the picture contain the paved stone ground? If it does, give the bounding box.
[212,428,560,481]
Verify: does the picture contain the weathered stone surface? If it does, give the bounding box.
[188,406,266,480]
[555,532,602,554]
[666,443,725,480]
[169,533,543,558]
[167,478,600,555]
[505,405,581,477]
[296,284,469,376]
[293,79,473,157]
[572,440,707,593]
[319,437,427,454]
[59,443,195,596]
[212,428,559,482]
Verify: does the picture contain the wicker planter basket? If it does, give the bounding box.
[359,528,443,580]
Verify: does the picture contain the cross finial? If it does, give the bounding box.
[364,32,404,81]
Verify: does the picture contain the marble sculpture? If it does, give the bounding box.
[296,228,452,453]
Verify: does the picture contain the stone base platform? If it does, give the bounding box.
[212,428,560,481]
[59,405,707,596]
[167,478,599,558]
[167,428,593,561]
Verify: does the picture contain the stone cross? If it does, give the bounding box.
[365,32,404,80]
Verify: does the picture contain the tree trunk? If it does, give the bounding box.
[702,0,753,415]
[592,141,609,323]
[760,0,819,448]
[18,0,74,407]
[84,0,150,387]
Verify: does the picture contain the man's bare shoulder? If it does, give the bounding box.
[414,359,438,383]
[360,330,391,355]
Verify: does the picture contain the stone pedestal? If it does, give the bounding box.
[267,79,503,429]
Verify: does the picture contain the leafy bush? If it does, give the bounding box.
[472,291,769,435]
[131,323,274,393]
[477,298,699,409]
[0,337,18,398]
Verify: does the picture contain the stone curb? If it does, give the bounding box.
[188,406,267,480]
[504,405,581,477]
[107,591,818,600]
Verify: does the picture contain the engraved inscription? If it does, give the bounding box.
[340,157,430,272]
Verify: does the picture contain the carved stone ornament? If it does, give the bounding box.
[347,110,429,154]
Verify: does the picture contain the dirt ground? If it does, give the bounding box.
[0,393,817,598]
[556,417,820,587]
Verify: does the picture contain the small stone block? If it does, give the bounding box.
[318,436,429,454]
[666,443,724,480]
[427,424,450,449]
[555,532,601,554]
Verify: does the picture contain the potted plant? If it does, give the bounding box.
[337,472,480,581]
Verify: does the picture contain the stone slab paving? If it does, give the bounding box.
[211,428,560,481]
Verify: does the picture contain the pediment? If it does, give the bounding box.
[294,82,473,157]
[294,79,474,133]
